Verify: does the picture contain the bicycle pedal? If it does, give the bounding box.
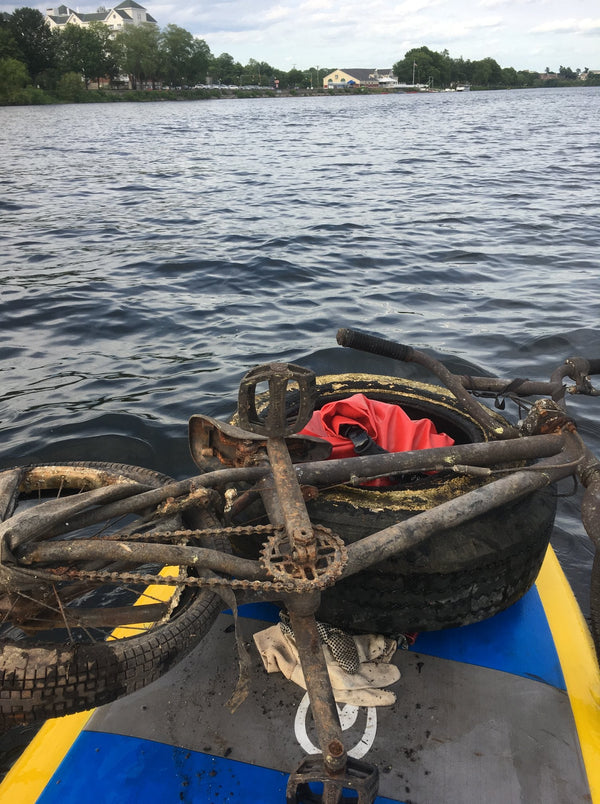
[286,754,379,804]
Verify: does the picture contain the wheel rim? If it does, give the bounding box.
[0,464,199,644]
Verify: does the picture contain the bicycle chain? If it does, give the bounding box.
[59,567,302,594]
[105,523,282,543]
[51,523,347,594]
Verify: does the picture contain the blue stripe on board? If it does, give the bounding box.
[232,588,565,690]
[226,601,282,622]
[411,585,566,689]
[36,731,403,804]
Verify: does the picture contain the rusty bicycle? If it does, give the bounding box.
[0,327,599,803]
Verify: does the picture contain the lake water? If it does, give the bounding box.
[1,87,599,613]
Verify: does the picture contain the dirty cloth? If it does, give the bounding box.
[253,623,400,707]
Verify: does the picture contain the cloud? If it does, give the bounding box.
[264,4,294,22]
[531,17,600,35]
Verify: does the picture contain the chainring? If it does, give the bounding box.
[260,525,347,591]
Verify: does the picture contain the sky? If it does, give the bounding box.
[7,0,600,72]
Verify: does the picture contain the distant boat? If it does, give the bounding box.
[455,84,471,91]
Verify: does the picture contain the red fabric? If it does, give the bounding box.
[300,393,454,473]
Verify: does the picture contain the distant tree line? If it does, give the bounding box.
[0,7,329,102]
[1,7,598,104]
[392,46,599,89]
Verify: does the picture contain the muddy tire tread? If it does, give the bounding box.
[0,462,224,730]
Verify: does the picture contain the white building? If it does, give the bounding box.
[45,2,157,34]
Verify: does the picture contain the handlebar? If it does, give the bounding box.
[336,328,415,362]
[337,327,599,401]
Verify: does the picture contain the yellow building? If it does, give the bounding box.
[321,68,396,88]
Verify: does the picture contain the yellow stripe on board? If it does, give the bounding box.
[536,546,600,803]
[0,710,92,804]
[0,567,181,804]
[108,565,182,640]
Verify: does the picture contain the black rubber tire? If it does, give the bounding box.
[232,373,557,634]
[298,375,558,634]
[0,462,225,730]
[591,550,600,665]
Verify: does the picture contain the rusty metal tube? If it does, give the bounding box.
[575,434,600,551]
[343,434,583,578]
[16,540,266,580]
[295,433,565,486]
[458,376,563,398]
[336,328,519,439]
[287,606,347,776]
[267,438,316,560]
[28,436,564,542]
[8,467,271,543]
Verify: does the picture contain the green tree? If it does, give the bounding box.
[0,12,21,60]
[254,60,275,86]
[8,7,58,81]
[57,23,116,88]
[237,57,276,87]
[189,37,211,85]
[0,55,29,102]
[115,23,161,89]
[449,56,469,85]
[393,46,451,87]
[500,66,519,87]
[243,57,261,86]
[56,70,85,101]
[210,52,242,85]
[284,67,307,89]
[471,57,502,86]
[35,66,62,90]
[558,65,577,80]
[516,70,538,88]
[88,22,120,86]
[160,24,210,86]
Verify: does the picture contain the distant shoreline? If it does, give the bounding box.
[1,83,592,107]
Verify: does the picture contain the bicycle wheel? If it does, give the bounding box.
[0,462,226,730]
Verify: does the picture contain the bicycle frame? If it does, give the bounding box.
[2,331,600,803]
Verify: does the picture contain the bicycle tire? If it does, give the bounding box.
[303,376,557,633]
[0,462,226,730]
[230,374,557,634]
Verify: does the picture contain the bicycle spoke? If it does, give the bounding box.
[52,583,73,643]
[0,465,208,646]
[19,603,172,631]
[3,482,151,550]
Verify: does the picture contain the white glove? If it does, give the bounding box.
[253,623,400,707]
